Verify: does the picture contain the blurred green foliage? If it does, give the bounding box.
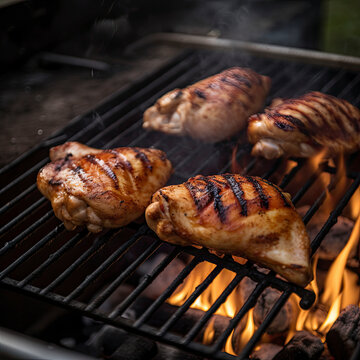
[322,0,360,56]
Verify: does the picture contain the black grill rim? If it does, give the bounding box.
[1,46,360,360]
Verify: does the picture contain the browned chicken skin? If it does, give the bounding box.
[146,174,312,286]
[143,67,271,142]
[248,91,360,159]
[37,142,172,233]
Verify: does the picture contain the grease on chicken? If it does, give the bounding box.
[146,174,312,286]
[37,142,172,233]
[143,67,271,142]
[248,91,360,159]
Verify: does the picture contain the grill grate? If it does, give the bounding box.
[1,48,360,360]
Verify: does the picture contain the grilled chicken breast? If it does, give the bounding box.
[248,91,360,159]
[37,142,172,233]
[143,67,271,142]
[146,174,312,286]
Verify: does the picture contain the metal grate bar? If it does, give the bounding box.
[291,166,323,205]
[270,64,313,98]
[0,197,46,236]
[39,229,119,295]
[18,230,88,287]
[0,184,37,216]
[0,224,65,280]
[87,57,221,149]
[87,246,181,312]
[310,174,360,255]
[183,247,314,307]
[337,73,360,99]
[157,265,224,336]
[261,158,283,179]
[132,257,201,325]
[236,290,291,359]
[320,68,347,93]
[0,52,198,200]
[212,279,268,352]
[0,158,49,199]
[278,159,304,189]
[182,272,245,345]
[69,55,200,145]
[63,227,155,303]
[0,210,54,256]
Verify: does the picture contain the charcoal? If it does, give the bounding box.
[273,331,324,360]
[250,343,282,360]
[297,206,357,266]
[86,325,128,356]
[240,277,295,334]
[156,343,203,360]
[86,325,157,360]
[110,334,157,360]
[326,305,360,360]
[123,295,231,341]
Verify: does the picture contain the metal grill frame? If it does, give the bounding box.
[1,39,360,360]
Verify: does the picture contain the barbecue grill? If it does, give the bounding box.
[1,34,360,360]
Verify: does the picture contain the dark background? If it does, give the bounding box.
[0,0,359,166]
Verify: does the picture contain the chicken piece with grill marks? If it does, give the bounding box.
[143,67,271,142]
[248,91,360,159]
[37,142,172,233]
[146,174,312,286]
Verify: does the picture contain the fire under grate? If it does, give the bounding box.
[1,47,360,360]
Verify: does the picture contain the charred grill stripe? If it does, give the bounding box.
[260,178,291,207]
[246,176,269,209]
[203,178,227,223]
[270,113,295,131]
[73,165,90,185]
[341,100,360,132]
[132,148,152,170]
[220,77,253,101]
[308,94,346,134]
[48,179,62,186]
[323,96,357,135]
[86,155,119,189]
[185,181,211,210]
[224,174,247,216]
[194,89,207,99]
[273,113,308,135]
[289,99,328,128]
[231,73,252,88]
[159,189,169,202]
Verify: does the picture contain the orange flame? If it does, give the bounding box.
[291,208,360,339]
[167,261,255,353]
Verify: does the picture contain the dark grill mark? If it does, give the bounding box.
[202,178,227,223]
[73,165,89,185]
[174,90,183,99]
[246,176,269,210]
[275,113,308,135]
[261,178,291,207]
[323,96,353,137]
[224,175,247,216]
[106,150,133,171]
[273,119,294,131]
[194,89,207,99]
[48,179,62,186]
[308,94,345,136]
[159,190,169,202]
[133,148,152,170]
[185,181,212,211]
[86,155,119,189]
[231,73,252,88]
[220,77,253,101]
